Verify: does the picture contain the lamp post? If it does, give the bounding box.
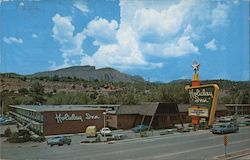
[103,112,106,139]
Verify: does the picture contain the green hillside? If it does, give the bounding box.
[0,73,249,114]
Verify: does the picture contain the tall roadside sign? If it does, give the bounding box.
[185,61,219,127]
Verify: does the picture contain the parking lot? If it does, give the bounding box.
[0,122,203,147]
[1,115,250,147]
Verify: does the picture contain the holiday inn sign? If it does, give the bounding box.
[188,86,214,107]
[185,84,219,126]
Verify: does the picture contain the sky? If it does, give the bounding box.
[0,0,249,82]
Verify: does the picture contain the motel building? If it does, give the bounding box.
[9,103,227,136]
[9,105,119,136]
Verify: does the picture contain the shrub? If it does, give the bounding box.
[31,136,45,142]
[8,132,19,143]
[8,129,31,143]
[4,127,12,137]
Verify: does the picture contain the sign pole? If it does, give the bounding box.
[225,145,227,156]
[224,134,228,156]
[191,61,200,129]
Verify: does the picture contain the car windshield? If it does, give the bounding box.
[219,125,227,128]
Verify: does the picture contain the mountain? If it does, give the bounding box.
[29,66,145,83]
[168,79,191,84]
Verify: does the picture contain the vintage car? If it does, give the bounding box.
[131,124,149,133]
[0,117,17,125]
[210,123,239,134]
[238,120,250,127]
[100,127,112,136]
[47,136,71,147]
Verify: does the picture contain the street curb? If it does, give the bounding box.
[214,149,250,160]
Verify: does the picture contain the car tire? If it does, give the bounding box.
[50,144,53,147]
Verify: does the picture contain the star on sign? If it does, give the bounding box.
[192,61,200,72]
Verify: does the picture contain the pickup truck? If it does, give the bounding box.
[47,136,71,147]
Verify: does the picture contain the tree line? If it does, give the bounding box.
[0,77,249,114]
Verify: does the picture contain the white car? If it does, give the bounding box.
[100,127,112,136]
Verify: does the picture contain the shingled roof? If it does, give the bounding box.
[115,105,142,115]
[115,102,180,116]
[115,103,227,115]
[138,102,159,116]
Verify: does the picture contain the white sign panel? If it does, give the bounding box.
[188,108,209,117]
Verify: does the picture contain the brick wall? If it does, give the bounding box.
[43,110,104,136]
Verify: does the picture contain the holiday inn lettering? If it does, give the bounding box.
[44,110,104,135]
[55,113,100,123]
[188,87,214,107]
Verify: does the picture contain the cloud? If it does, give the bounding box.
[213,72,232,80]
[0,0,11,5]
[210,3,229,29]
[32,34,38,38]
[205,39,217,51]
[52,14,86,67]
[133,0,195,39]
[163,36,199,57]
[19,1,24,7]
[183,24,199,40]
[73,1,89,13]
[51,1,233,72]
[80,0,199,69]
[3,36,23,44]
[48,61,56,70]
[84,17,118,45]
[81,23,163,70]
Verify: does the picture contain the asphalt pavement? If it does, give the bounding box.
[1,126,250,160]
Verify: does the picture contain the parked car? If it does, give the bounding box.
[2,119,17,125]
[131,124,149,133]
[100,127,112,136]
[210,123,239,134]
[47,136,71,147]
[0,117,17,125]
[219,116,234,123]
[244,115,250,119]
[238,120,250,127]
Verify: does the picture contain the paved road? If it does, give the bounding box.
[1,127,250,160]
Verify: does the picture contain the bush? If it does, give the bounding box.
[18,88,29,95]
[8,132,19,143]
[4,127,12,137]
[31,136,45,142]
[8,129,31,143]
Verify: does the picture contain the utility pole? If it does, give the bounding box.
[1,99,3,116]
[224,134,228,156]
